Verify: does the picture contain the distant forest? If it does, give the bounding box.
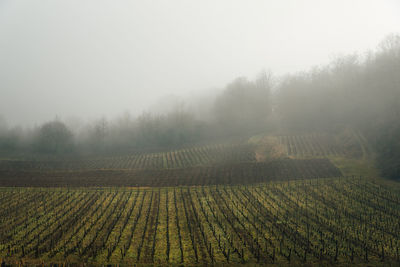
[1,34,399,179]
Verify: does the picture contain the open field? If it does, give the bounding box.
[1,177,400,266]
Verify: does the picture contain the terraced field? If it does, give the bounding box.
[1,177,399,266]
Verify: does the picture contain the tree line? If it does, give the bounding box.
[0,72,273,157]
[0,34,399,179]
[275,34,400,179]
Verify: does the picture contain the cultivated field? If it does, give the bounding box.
[0,133,398,266]
[1,177,399,265]
[0,143,256,171]
[0,158,341,187]
[277,131,368,158]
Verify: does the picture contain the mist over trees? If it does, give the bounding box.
[214,72,272,135]
[0,35,399,178]
[276,34,400,179]
[33,121,74,154]
[0,70,275,157]
[276,36,400,133]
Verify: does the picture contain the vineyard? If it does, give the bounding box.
[0,159,341,187]
[0,139,343,188]
[277,131,367,158]
[0,177,399,265]
[0,133,397,266]
[0,143,255,171]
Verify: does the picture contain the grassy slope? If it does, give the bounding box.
[329,129,380,178]
[327,156,379,177]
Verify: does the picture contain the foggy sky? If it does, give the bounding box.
[0,0,399,126]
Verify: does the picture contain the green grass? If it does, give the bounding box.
[328,155,380,178]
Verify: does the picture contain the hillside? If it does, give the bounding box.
[0,131,399,266]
